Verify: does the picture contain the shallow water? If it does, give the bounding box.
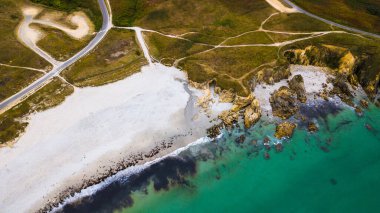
[59,105,380,213]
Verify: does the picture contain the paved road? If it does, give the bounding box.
[283,0,380,39]
[0,0,112,112]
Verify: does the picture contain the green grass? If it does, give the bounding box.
[30,0,103,30]
[62,29,147,87]
[144,32,212,65]
[223,31,273,45]
[0,67,43,102]
[180,46,279,96]
[0,0,50,69]
[263,13,332,32]
[0,77,74,144]
[110,0,276,37]
[34,25,93,61]
[291,0,380,34]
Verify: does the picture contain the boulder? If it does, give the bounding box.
[231,94,254,112]
[244,99,261,128]
[218,89,235,103]
[289,74,307,103]
[218,110,239,126]
[270,86,299,119]
[307,122,318,132]
[275,122,296,139]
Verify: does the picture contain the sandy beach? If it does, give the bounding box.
[0,64,218,212]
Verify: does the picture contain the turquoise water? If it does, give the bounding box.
[120,106,380,213]
[59,104,380,213]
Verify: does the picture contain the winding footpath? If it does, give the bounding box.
[282,0,380,39]
[0,0,112,113]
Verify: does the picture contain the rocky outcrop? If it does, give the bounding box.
[275,122,296,139]
[270,86,298,119]
[244,99,261,128]
[231,94,254,112]
[289,74,307,103]
[215,87,235,103]
[218,110,239,126]
[285,44,380,99]
[256,66,291,85]
[219,94,262,128]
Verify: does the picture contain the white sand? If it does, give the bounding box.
[0,64,214,213]
[254,65,332,116]
[265,0,298,13]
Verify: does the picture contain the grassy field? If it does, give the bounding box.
[180,46,279,96]
[62,29,147,87]
[0,77,73,144]
[0,67,43,102]
[110,0,276,36]
[30,0,103,30]
[0,0,50,69]
[144,32,212,65]
[33,24,94,61]
[263,13,332,32]
[291,0,380,34]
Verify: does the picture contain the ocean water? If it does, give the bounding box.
[59,104,380,213]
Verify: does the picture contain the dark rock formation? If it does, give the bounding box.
[270,86,298,119]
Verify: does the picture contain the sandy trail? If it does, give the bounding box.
[17,6,93,66]
[35,12,92,40]
[18,6,61,66]
[265,0,298,13]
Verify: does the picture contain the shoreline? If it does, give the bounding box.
[0,63,221,213]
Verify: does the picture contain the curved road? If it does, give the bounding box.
[0,0,112,112]
[282,0,380,39]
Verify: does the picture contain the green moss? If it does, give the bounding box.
[0,77,73,144]
[62,29,147,87]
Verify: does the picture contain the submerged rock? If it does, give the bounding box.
[289,74,307,103]
[307,122,318,133]
[275,122,296,139]
[360,99,369,108]
[270,86,298,119]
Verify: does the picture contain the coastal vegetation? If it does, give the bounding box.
[291,0,380,34]
[30,0,103,30]
[62,29,147,87]
[0,0,49,68]
[0,67,43,102]
[34,25,94,61]
[0,77,73,145]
